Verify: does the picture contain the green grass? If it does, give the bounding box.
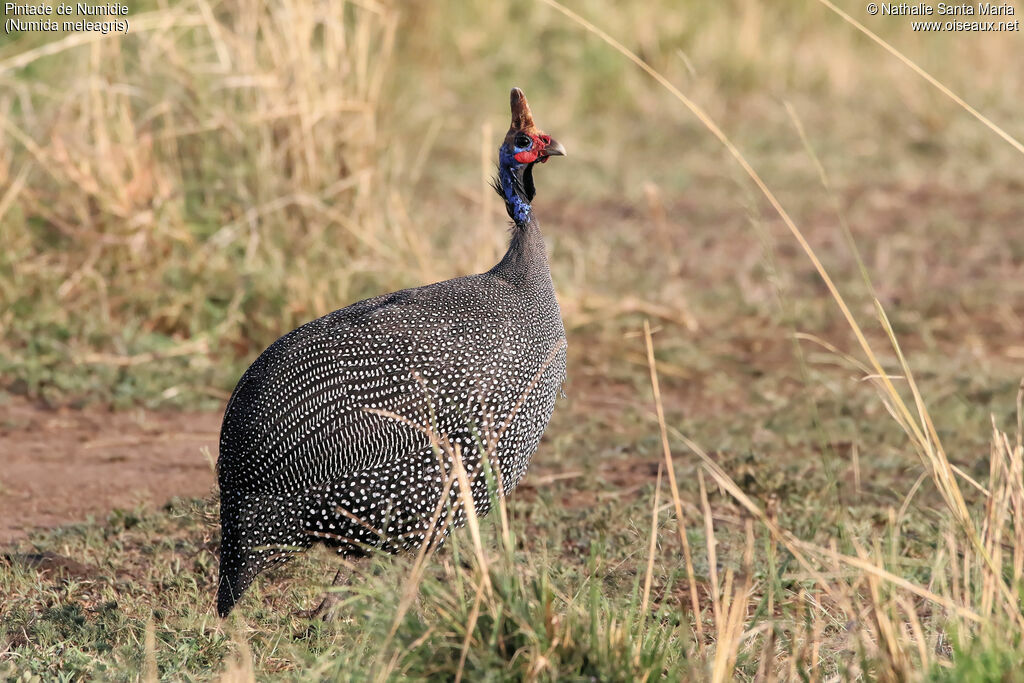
[3,0,1024,679]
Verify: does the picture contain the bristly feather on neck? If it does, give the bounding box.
[493,146,537,227]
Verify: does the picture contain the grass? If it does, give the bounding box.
[3,0,1024,679]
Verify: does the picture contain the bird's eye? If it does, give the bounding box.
[515,134,532,149]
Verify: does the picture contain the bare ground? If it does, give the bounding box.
[0,397,220,544]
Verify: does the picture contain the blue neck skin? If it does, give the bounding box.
[498,146,533,226]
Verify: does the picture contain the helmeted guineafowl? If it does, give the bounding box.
[216,88,567,616]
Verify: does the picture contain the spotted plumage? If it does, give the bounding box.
[216,88,568,616]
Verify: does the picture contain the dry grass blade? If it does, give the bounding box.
[73,338,211,367]
[643,320,704,645]
[711,565,750,683]
[814,0,1024,156]
[711,520,755,683]
[454,578,487,683]
[698,469,721,629]
[793,332,873,377]
[488,338,568,454]
[0,164,29,225]
[857,541,911,675]
[874,302,970,522]
[450,443,492,596]
[143,616,157,683]
[895,594,930,670]
[640,464,663,617]
[221,627,256,683]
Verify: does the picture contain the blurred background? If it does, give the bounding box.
[2,0,1023,677]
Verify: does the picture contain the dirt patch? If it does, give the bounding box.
[2,551,101,581]
[0,397,220,544]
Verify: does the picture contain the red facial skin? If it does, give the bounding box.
[514,134,554,164]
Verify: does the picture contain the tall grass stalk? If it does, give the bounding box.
[643,319,704,648]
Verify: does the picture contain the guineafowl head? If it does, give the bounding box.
[495,87,565,224]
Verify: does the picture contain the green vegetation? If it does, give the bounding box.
[2,0,1024,679]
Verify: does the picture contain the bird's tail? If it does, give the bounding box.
[216,495,304,617]
[216,550,255,618]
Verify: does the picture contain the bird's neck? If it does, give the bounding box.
[497,153,534,226]
[490,153,550,285]
[492,216,548,280]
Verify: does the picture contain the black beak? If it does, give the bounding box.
[543,138,566,158]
